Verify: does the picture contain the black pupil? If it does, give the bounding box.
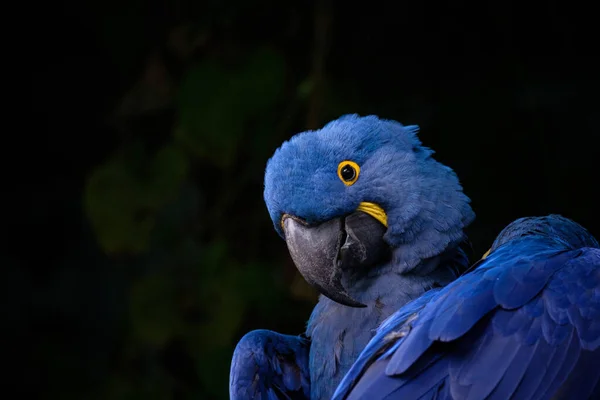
[341,165,356,181]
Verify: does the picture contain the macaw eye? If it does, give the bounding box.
[340,165,356,181]
[337,161,360,186]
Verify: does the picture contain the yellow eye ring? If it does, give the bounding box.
[337,161,360,186]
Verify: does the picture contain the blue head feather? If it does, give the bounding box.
[264,114,475,272]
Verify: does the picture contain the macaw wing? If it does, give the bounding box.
[335,239,600,400]
[230,330,310,400]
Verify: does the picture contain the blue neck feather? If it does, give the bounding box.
[306,241,470,399]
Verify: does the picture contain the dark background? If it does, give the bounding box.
[10,0,599,399]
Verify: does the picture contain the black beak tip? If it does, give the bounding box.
[329,297,368,307]
[322,289,368,308]
[310,279,368,308]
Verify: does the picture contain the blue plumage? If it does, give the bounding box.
[333,214,600,400]
[230,114,475,399]
[264,114,474,272]
[229,330,310,399]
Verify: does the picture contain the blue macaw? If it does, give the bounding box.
[229,114,475,399]
[333,214,600,400]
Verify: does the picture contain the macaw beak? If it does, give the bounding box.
[282,204,390,308]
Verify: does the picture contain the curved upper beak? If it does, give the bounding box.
[281,204,389,308]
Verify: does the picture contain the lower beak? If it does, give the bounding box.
[282,210,389,308]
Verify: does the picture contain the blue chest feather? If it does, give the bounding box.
[306,258,461,399]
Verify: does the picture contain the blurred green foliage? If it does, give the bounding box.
[83,39,318,398]
[176,48,285,168]
[86,143,189,254]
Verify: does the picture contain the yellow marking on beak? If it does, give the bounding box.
[357,202,388,228]
[280,213,301,231]
[481,248,491,259]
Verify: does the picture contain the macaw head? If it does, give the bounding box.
[489,214,599,252]
[264,114,475,307]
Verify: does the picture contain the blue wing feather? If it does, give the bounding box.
[333,237,600,400]
[230,330,310,400]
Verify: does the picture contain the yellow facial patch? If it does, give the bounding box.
[357,202,388,227]
[481,248,491,259]
[337,161,360,186]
